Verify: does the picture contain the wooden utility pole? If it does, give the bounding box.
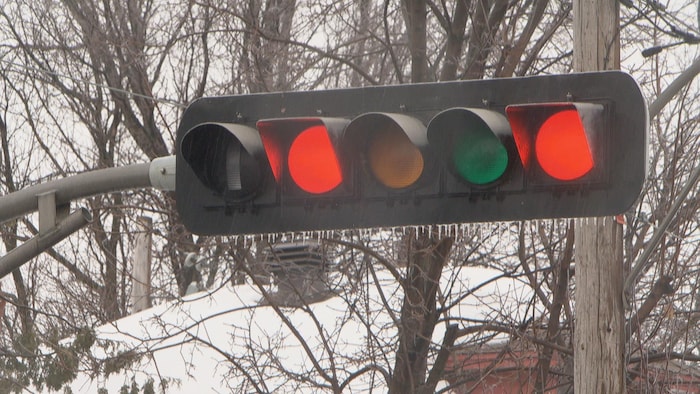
[131,216,152,313]
[573,1,625,392]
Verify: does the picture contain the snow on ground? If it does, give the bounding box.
[65,266,530,393]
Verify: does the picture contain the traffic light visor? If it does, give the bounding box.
[180,123,266,202]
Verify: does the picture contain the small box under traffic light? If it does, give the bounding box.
[176,71,647,235]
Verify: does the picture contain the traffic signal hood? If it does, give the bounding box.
[176,71,647,235]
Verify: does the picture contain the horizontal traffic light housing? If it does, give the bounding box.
[176,71,647,235]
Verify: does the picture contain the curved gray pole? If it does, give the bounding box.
[0,155,175,224]
[0,208,92,278]
[648,56,700,119]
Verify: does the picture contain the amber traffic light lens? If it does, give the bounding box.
[367,123,424,189]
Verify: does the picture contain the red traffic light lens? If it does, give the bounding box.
[288,125,343,194]
[535,109,593,181]
[508,103,599,182]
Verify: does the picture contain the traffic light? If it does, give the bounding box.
[176,71,647,235]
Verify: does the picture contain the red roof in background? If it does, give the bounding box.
[445,346,700,393]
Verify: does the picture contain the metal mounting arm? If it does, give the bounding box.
[0,156,176,278]
[0,155,175,225]
[0,208,92,278]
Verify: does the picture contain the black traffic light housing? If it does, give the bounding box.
[176,71,647,235]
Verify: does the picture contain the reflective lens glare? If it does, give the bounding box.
[258,130,282,183]
[453,125,508,185]
[535,109,594,181]
[222,139,263,200]
[288,125,343,194]
[368,123,424,189]
[226,142,243,191]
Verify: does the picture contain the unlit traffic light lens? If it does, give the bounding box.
[345,113,428,191]
[367,123,424,189]
[288,125,343,194]
[535,109,594,181]
[180,123,265,202]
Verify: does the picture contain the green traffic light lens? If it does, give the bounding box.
[453,125,508,185]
